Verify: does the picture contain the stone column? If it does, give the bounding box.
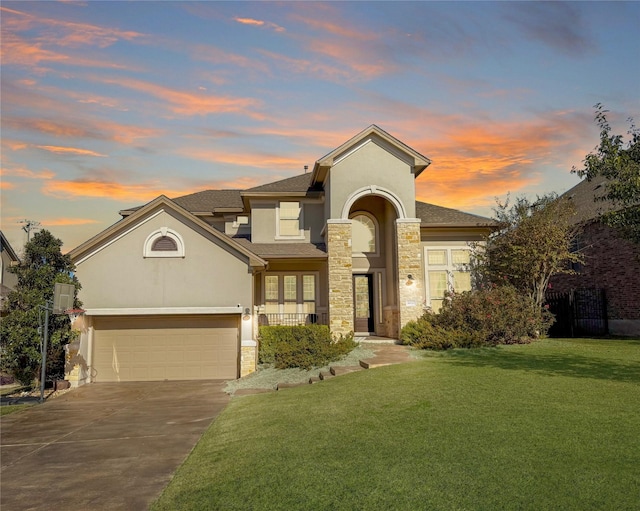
[396,219,424,337]
[327,219,353,337]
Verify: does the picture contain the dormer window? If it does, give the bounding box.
[144,228,185,258]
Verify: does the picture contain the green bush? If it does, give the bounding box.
[258,325,357,370]
[401,286,554,350]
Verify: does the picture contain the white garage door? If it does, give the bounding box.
[92,315,239,382]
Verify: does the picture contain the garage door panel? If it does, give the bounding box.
[92,315,239,382]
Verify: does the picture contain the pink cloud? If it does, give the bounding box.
[36,145,107,157]
[2,165,56,180]
[43,217,100,227]
[233,16,285,32]
[91,76,263,118]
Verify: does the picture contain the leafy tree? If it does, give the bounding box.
[0,230,81,386]
[475,194,583,308]
[573,103,640,243]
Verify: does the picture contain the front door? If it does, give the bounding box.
[353,274,374,333]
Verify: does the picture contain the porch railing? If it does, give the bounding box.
[258,313,328,327]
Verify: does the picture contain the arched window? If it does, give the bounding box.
[351,213,378,254]
[143,228,185,258]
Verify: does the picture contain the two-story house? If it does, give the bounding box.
[67,125,495,386]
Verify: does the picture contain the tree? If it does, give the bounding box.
[475,194,583,308]
[0,230,81,386]
[573,103,640,243]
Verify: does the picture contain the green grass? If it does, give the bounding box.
[0,404,32,416]
[152,338,640,511]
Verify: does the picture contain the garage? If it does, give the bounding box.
[91,315,239,382]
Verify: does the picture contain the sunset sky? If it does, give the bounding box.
[1,1,639,254]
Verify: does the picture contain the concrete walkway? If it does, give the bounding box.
[1,380,229,511]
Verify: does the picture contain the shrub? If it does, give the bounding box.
[401,286,554,350]
[258,325,357,370]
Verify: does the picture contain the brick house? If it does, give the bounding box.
[550,177,640,336]
[67,125,496,385]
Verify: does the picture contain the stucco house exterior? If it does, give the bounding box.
[1,231,20,312]
[67,125,495,386]
[550,177,640,336]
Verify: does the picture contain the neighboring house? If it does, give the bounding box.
[0,231,20,311]
[550,177,640,336]
[67,125,495,386]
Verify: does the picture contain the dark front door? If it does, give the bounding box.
[354,274,374,333]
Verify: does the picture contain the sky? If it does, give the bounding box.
[1,1,639,254]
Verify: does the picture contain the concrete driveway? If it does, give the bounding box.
[1,380,230,511]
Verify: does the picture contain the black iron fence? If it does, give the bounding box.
[258,312,328,327]
[545,288,608,337]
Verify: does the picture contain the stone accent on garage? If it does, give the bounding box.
[241,340,257,377]
[396,219,424,336]
[327,219,354,336]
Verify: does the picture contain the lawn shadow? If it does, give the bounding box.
[440,345,640,384]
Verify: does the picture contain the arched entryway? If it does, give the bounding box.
[348,194,399,336]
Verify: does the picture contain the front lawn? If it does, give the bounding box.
[152,338,640,511]
[0,404,32,416]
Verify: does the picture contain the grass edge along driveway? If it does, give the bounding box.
[152,338,640,511]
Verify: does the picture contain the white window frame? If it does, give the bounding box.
[423,246,472,311]
[261,272,319,313]
[350,211,379,257]
[143,227,185,258]
[276,201,304,240]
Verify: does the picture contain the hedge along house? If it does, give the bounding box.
[67,125,495,386]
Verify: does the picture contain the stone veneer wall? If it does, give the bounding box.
[396,219,424,337]
[327,220,354,336]
[240,340,257,377]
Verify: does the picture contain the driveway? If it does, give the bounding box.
[1,380,230,511]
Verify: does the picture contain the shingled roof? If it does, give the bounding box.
[416,201,496,227]
[243,173,317,194]
[120,189,244,216]
[171,189,243,212]
[232,237,327,259]
[561,176,622,224]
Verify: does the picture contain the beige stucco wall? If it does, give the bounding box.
[75,208,252,310]
[327,137,416,219]
[250,200,322,244]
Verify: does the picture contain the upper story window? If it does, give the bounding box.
[277,201,303,239]
[351,213,378,255]
[143,227,185,258]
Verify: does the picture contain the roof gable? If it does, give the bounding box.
[311,125,431,186]
[71,195,266,267]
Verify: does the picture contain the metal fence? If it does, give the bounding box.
[258,313,328,327]
[545,288,608,337]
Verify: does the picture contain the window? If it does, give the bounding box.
[143,228,185,258]
[262,273,317,315]
[265,275,279,314]
[278,201,302,238]
[303,275,316,313]
[425,247,472,312]
[351,213,377,254]
[283,275,297,313]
